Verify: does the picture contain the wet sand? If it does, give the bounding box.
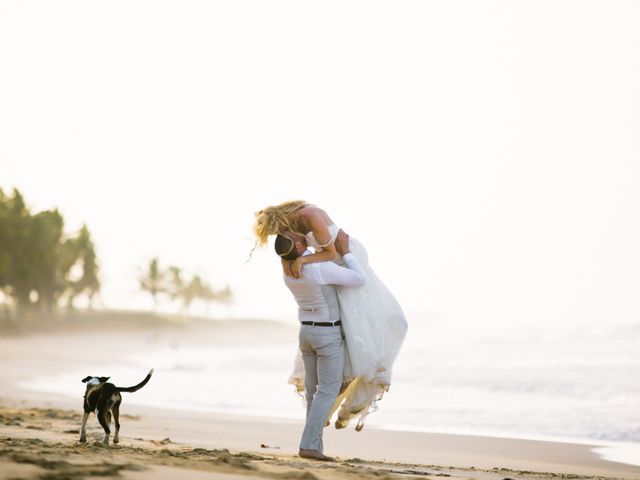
[1,316,639,480]
[1,402,639,480]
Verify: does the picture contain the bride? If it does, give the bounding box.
[253,200,408,430]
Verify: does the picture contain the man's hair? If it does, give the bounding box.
[275,234,302,261]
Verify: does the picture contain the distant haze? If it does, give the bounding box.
[2,1,639,327]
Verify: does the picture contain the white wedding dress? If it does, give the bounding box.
[288,224,408,430]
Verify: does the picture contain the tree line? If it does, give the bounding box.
[138,257,232,314]
[0,187,232,316]
[0,188,99,311]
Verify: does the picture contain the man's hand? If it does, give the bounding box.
[334,230,350,257]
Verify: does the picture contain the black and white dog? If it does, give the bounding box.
[79,369,153,445]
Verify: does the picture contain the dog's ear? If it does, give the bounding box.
[81,376,92,383]
[98,377,110,383]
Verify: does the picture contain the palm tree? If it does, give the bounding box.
[139,257,165,308]
[180,275,203,313]
[63,225,100,308]
[166,266,184,302]
[29,208,65,310]
[1,189,34,308]
[0,188,10,314]
[0,188,101,313]
[81,239,100,308]
[198,283,233,316]
[215,284,233,305]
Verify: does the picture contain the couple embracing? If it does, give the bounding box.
[253,201,408,461]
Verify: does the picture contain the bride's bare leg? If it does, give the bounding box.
[335,379,382,431]
[324,379,356,427]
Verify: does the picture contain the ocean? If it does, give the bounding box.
[20,318,640,465]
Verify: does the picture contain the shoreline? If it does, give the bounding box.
[2,393,640,480]
[18,377,640,470]
[2,319,640,479]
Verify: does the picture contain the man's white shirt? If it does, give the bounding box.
[283,250,366,323]
[298,251,366,287]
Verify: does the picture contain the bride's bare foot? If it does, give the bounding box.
[299,449,335,461]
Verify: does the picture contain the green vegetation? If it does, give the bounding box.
[0,188,99,313]
[139,257,232,314]
[0,187,233,322]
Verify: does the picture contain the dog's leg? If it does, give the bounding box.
[106,410,113,444]
[79,412,89,443]
[97,410,111,445]
[106,410,112,442]
[112,401,121,444]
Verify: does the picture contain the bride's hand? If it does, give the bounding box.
[282,258,294,277]
[291,257,304,279]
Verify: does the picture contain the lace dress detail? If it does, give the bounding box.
[289,226,408,431]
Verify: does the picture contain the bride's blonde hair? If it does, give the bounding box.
[253,200,308,247]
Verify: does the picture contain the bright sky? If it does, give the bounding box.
[2,1,639,327]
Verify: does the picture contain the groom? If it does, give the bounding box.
[275,230,366,461]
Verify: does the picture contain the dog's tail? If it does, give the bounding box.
[116,369,154,393]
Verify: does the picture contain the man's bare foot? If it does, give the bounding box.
[299,449,335,461]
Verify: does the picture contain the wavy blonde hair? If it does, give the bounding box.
[253,200,308,247]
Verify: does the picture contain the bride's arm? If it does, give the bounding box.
[290,216,338,278]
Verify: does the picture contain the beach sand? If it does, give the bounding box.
[1,314,639,480]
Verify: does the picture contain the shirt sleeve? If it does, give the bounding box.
[313,253,366,287]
